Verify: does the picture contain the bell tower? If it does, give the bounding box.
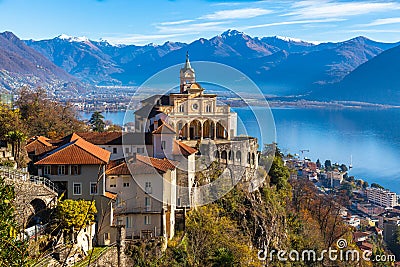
[180,52,196,93]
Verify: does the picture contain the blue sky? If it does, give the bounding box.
[1,0,400,45]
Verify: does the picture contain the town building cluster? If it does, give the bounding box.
[284,156,400,257]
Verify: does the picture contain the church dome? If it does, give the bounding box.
[189,83,202,90]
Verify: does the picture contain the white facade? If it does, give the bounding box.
[366,187,398,208]
[135,54,238,142]
[106,158,177,239]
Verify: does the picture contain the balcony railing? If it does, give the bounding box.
[0,166,58,193]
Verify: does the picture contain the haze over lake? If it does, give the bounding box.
[80,107,400,194]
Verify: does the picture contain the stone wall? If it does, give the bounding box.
[4,177,57,227]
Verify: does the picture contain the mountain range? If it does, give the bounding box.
[0,32,83,94]
[0,30,399,104]
[312,44,400,105]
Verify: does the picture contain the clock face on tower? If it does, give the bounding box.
[192,103,199,110]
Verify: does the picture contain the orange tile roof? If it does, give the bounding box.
[26,136,56,156]
[75,132,122,145]
[35,136,111,165]
[106,155,176,175]
[106,160,132,175]
[152,122,176,134]
[173,140,197,156]
[104,191,117,200]
[137,154,177,172]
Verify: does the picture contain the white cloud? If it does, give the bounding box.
[362,17,400,27]
[348,29,400,34]
[156,21,228,34]
[283,0,400,19]
[159,19,195,26]
[200,7,272,20]
[104,33,188,45]
[241,18,345,29]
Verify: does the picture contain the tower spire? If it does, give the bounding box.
[185,51,191,69]
[180,51,196,93]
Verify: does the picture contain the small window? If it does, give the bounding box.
[161,141,166,150]
[206,105,211,113]
[43,165,51,175]
[179,105,184,113]
[137,147,144,154]
[71,165,80,175]
[73,183,82,195]
[58,165,66,175]
[126,216,132,228]
[145,197,151,211]
[109,177,116,188]
[144,215,151,225]
[145,182,152,194]
[113,147,117,154]
[104,232,110,241]
[123,182,130,187]
[125,147,130,153]
[90,182,98,195]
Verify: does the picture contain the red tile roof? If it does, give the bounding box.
[104,191,117,200]
[152,122,176,134]
[26,136,56,156]
[106,160,132,175]
[75,132,122,145]
[137,154,176,172]
[357,242,373,251]
[173,140,197,156]
[35,137,111,165]
[106,155,176,175]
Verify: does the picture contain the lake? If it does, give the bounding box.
[80,107,400,194]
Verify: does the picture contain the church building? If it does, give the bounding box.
[134,53,260,207]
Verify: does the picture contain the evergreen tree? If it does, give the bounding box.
[89,111,105,132]
[324,160,332,170]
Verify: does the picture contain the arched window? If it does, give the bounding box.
[236,151,242,164]
[214,150,220,161]
[221,151,227,164]
[206,105,211,113]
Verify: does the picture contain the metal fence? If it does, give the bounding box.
[0,166,58,192]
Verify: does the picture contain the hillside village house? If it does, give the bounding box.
[34,133,116,245]
[105,154,177,239]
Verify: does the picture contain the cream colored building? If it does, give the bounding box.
[105,154,177,239]
[135,53,237,141]
[366,187,398,208]
[35,133,116,246]
[134,54,259,207]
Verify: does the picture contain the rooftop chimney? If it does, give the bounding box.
[127,152,137,163]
